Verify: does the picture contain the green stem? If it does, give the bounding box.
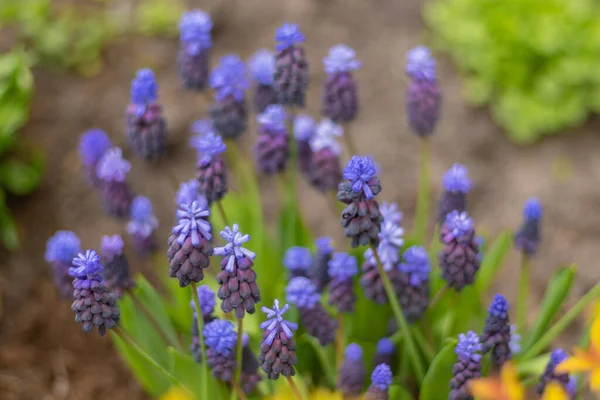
[336,314,344,370]
[520,281,600,361]
[286,376,307,400]
[113,326,193,396]
[231,381,248,400]
[217,200,230,227]
[413,138,431,244]
[429,283,448,310]
[302,334,336,388]
[234,318,243,397]
[190,282,209,400]
[128,290,182,350]
[517,253,530,335]
[372,247,425,381]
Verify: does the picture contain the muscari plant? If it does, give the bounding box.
[43,11,600,400]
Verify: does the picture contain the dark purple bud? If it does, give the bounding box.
[127,196,158,257]
[96,148,133,218]
[191,123,228,204]
[79,129,112,187]
[322,44,360,122]
[101,235,135,297]
[254,105,290,175]
[294,114,316,178]
[337,343,366,396]
[360,248,401,305]
[308,119,343,192]
[514,197,542,256]
[249,49,277,113]
[537,349,571,395]
[241,333,263,394]
[45,230,81,298]
[259,300,298,380]
[177,10,212,90]
[438,164,471,223]
[308,236,334,292]
[274,23,309,107]
[450,331,482,400]
[480,294,512,368]
[328,252,358,313]
[405,47,440,137]
[204,320,237,382]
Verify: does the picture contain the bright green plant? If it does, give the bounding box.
[425,0,600,143]
[136,0,184,38]
[0,49,44,250]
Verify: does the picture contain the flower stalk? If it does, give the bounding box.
[191,282,209,400]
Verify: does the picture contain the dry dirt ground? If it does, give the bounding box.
[2,0,600,398]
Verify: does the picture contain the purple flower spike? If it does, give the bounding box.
[294,114,316,141]
[214,224,256,273]
[380,202,403,224]
[255,104,290,174]
[210,54,249,102]
[343,156,378,199]
[524,198,542,220]
[96,148,133,217]
[275,23,305,51]
[377,220,405,271]
[399,246,430,286]
[191,130,227,167]
[324,44,361,74]
[509,325,521,355]
[370,364,393,391]
[45,231,81,298]
[131,68,158,108]
[373,338,396,370]
[69,250,103,278]
[310,119,343,155]
[445,211,474,239]
[450,331,482,400]
[257,104,287,133]
[537,349,571,395]
[405,46,436,82]
[328,252,358,313]
[190,284,216,318]
[489,294,509,318]
[309,237,335,292]
[307,119,343,192]
[443,164,471,193]
[192,120,229,204]
[286,277,320,309]
[338,343,366,396]
[481,294,512,368]
[101,234,135,297]
[284,246,312,278]
[567,376,577,398]
[101,234,124,261]
[176,179,208,210]
[515,197,542,256]
[79,129,112,186]
[250,49,275,86]
[179,10,212,55]
[173,201,212,246]
[127,196,159,256]
[204,319,238,382]
[328,252,358,279]
[96,148,131,183]
[259,299,298,379]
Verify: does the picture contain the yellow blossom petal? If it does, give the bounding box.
[501,362,524,400]
[160,387,194,400]
[591,309,600,352]
[590,368,600,392]
[542,382,569,400]
[469,378,503,400]
[556,348,596,374]
[309,388,343,400]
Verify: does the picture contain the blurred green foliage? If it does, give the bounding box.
[425,0,600,143]
[136,0,184,38]
[0,49,45,250]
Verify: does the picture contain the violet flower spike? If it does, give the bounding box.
[380,202,403,224]
[130,68,158,116]
[405,46,436,82]
[310,119,343,155]
[173,201,212,245]
[213,224,256,273]
[127,196,159,238]
[96,148,131,183]
[176,179,208,209]
[343,156,378,199]
[260,299,298,346]
[69,250,103,278]
[275,23,305,51]
[323,44,361,74]
[179,10,213,56]
[249,49,275,86]
[191,130,227,167]
[209,54,249,102]
[257,104,287,133]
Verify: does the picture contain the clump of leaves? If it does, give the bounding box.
[136,0,184,38]
[0,49,44,250]
[425,0,600,143]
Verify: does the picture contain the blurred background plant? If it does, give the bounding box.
[426,0,600,143]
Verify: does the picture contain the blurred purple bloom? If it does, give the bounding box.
[191,129,227,167]
[456,331,482,362]
[399,245,430,286]
[210,54,249,102]
[179,10,212,56]
[79,129,112,167]
[275,23,305,51]
[294,114,316,141]
[96,148,130,183]
[328,252,358,279]
[380,202,403,224]
[45,231,81,263]
[257,104,287,133]
[190,284,216,318]
[286,277,321,309]
[370,364,392,391]
[309,119,343,155]
[323,44,361,74]
[445,210,474,239]
[249,49,275,85]
[443,164,471,193]
[204,319,237,357]
[127,196,158,238]
[176,179,208,209]
[405,46,436,81]
[101,234,124,260]
[284,246,312,275]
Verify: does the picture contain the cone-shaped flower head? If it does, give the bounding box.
[249,49,277,113]
[310,119,343,155]
[191,128,227,168]
[96,147,132,217]
[328,252,358,313]
[360,247,400,305]
[309,236,335,291]
[168,201,213,287]
[190,120,228,204]
[399,245,430,286]
[284,246,312,279]
[177,10,212,90]
[405,46,441,137]
[79,129,112,186]
[377,220,405,272]
[131,68,158,111]
[537,349,571,395]
[255,104,290,175]
[294,114,316,142]
[286,277,320,309]
[274,23,309,107]
[322,44,361,122]
[96,147,131,183]
[395,245,430,323]
[450,331,482,400]
[204,319,238,381]
[309,119,343,191]
[480,294,512,368]
[190,284,216,319]
[367,363,393,399]
[343,156,378,199]
[214,224,260,318]
[439,210,480,291]
[373,338,395,370]
[45,231,81,298]
[127,196,159,256]
[240,332,263,395]
[69,250,120,336]
[101,234,135,297]
[438,163,471,223]
[514,197,542,256]
[179,10,212,56]
[210,54,249,102]
[176,179,208,210]
[259,300,299,379]
[338,343,366,396]
[380,202,403,225]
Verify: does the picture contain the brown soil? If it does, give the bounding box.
[2,0,600,398]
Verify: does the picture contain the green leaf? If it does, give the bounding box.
[0,202,19,250]
[419,339,457,400]
[0,158,43,195]
[390,384,414,400]
[167,347,228,400]
[412,139,431,245]
[517,353,549,377]
[475,230,512,295]
[522,265,575,353]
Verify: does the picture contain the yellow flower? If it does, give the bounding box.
[160,386,194,400]
[541,382,569,400]
[469,362,524,400]
[265,386,343,400]
[556,304,600,392]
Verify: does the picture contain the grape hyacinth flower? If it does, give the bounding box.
[100,235,135,297]
[438,164,471,223]
[537,349,571,396]
[308,236,334,292]
[254,104,290,175]
[328,252,358,313]
[79,129,112,187]
[286,277,337,346]
[191,285,217,363]
[480,294,512,368]
[514,197,542,256]
[337,343,366,397]
[203,319,237,382]
[177,10,212,90]
[167,201,213,287]
[45,231,81,298]
[337,156,384,248]
[176,179,208,211]
[283,246,312,279]
[405,46,441,137]
[322,44,361,122]
[450,331,482,400]
[294,114,316,177]
[439,210,480,291]
[241,333,263,395]
[274,23,309,107]
[126,69,167,160]
[566,376,577,399]
[259,300,299,379]
[365,364,393,400]
[397,245,430,323]
[308,119,343,192]
[249,49,277,113]
[69,250,120,336]
[509,325,521,355]
[190,121,228,204]
[377,219,405,272]
[126,196,158,257]
[96,147,133,218]
[209,54,249,139]
[360,248,401,305]
[373,338,395,371]
[213,224,261,319]
[379,202,403,225]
